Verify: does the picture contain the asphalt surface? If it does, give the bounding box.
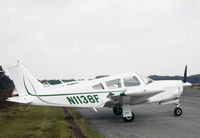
[76,89,200,138]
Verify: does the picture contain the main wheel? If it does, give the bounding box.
[113,106,123,115]
[122,112,135,122]
[174,107,182,116]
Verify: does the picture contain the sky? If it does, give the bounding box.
[0,0,200,79]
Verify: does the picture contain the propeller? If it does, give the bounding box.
[182,65,187,103]
[183,65,187,83]
[182,65,192,103]
[182,65,191,88]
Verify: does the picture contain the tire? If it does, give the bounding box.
[113,106,123,115]
[174,107,182,116]
[123,112,135,122]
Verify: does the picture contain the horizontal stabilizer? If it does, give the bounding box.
[6,97,32,104]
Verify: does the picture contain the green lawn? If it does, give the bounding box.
[0,106,74,138]
[0,105,104,138]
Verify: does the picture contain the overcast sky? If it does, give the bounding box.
[0,0,200,79]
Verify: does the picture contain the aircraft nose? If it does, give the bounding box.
[183,82,192,88]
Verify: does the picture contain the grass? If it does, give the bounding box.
[190,87,200,90]
[0,105,75,138]
[68,108,105,138]
[0,105,105,138]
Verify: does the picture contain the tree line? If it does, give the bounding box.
[149,74,200,84]
[40,79,76,85]
[39,74,200,85]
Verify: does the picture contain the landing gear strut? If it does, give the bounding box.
[113,106,123,115]
[121,104,135,122]
[123,112,135,122]
[174,107,182,116]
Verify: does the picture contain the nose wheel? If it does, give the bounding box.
[174,107,182,116]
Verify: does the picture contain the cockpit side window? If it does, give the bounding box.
[92,83,104,90]
[106,79,121,89]
[124,76,140,87]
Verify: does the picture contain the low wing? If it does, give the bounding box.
[103,88,164,107]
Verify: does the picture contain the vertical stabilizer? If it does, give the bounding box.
[7,62,44,97]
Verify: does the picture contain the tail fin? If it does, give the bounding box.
[7,62,44,97]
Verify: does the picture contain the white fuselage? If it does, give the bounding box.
[12,73,186,108]
[7,64,191,109]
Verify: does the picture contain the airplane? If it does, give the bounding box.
[6,62,192,122]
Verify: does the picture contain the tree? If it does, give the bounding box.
[0,65,14,108]
[0,66,14,90]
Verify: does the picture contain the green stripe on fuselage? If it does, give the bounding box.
[23,76,125,97]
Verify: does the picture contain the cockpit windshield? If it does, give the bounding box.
[139,74,153,84]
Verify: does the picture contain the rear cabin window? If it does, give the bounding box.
[124,76,140,87]
[106,79,121,89]
[92,83,104,90]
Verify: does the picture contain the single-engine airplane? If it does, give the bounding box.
[6,62,192,122]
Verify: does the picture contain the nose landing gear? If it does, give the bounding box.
[174,107,182,116]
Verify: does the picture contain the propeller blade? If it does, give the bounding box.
[183,65,187,83]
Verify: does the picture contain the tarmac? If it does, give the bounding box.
[76,89,200,138]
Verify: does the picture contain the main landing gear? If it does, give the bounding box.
[122,112,135,122]
[113,105,135,122]
[113,106,123,115]
[121,104,135,122]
